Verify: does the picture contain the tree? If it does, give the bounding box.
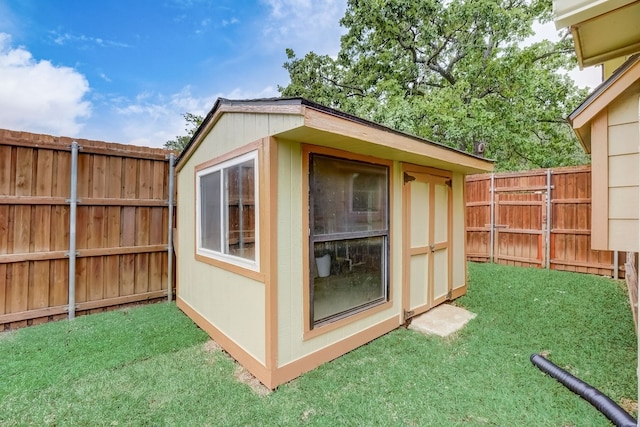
[164,113,204,152]
[279,0,589,170]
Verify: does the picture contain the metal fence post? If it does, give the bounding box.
[546,169,552,269]
[489,173,495,263]
[67,141,80,319]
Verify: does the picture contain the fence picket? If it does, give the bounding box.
[466,166,624,277]
[0,129,175,329]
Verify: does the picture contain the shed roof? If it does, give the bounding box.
[568,54,640,152]
[176,97,493,174]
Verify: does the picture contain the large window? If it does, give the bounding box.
[196,151,258,269]
[309,154,389,327]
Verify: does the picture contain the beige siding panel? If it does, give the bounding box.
[609,186,639,219]
[188,113,304,169]
[276,140,303,366]
[608,122,639,156]
[433,249,448,301]
[609,219,639,251]
[608,87,640,126]
[175,112,305,365]
[176,159,266,362]
[451,173,466,290]
[608,153,640,187]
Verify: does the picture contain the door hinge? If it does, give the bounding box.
[404,172,416,184]
[403,309,415,321]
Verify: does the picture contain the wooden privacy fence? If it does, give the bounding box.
[466,165,628,277]
[0,129,175,329]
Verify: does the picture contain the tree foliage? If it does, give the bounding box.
[164,113,204,152]
[279,0,589,170]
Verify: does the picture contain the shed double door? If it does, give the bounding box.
[402,165,452,321]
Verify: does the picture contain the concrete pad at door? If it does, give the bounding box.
[408,304,477,338]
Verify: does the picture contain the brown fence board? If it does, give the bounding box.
[466,165,627,278]
[0,129,175,329]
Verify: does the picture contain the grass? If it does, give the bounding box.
[0,263,636,426]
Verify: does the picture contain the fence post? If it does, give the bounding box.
[489,173,495,263]
[546,169,552,269]
[167,153,175,302]
[67,141,80,319]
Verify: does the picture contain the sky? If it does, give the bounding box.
[0,0,602,148]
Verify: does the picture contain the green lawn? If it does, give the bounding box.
[0,263,636,426]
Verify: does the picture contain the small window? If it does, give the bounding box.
[310,154,389,328]
[196,151,258,269]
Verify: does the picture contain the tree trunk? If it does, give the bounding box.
[624,252,638,333]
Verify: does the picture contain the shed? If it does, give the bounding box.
[569,54,640,252]
[175,98,493,388]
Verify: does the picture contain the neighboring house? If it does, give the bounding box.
[554,0,640,327]
[553,0,640,69]
[174,98,493,388]
[568,54,640,252]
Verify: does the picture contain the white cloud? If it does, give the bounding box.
[0,33,91,136]
[260,0,346,55]
[50,31,130,48]
[108,85,279,147]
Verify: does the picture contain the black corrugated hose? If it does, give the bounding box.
[530,353,636,427]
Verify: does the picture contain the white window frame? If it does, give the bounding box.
[195,150,259,271]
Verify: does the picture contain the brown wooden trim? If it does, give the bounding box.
[466,201,492,207]
[0,196,68,205]
[496,200,544,206]
[551,198,591,204]
[549,259,614,270]
[466,227,491,232]
[467,253,490,259]
[79,146,169,161]
[0,306,68,324]
[0,196,171,206]
[402,163,452,179]
[194,254,265,282]
[75,290,167,311]
[551,229,591,235]
[496,254,543,265]
[0,245,166,264]
[301,144,395,336]
[591,112,609,250]
[451,286,466,299]
[461,174,469,296]
[401,164,411,324]
[550,165,592,174]
[0,290,167,324]
[194,140,262,173]
[273,316,399,388]
[0,135,171,160]
[177,297,273,387]
[263,137,279,371]
[303,301,394,341]
[494,185,548,193]
[428,174,436,306]
[447,176,453,299]
[494,228,543,235]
